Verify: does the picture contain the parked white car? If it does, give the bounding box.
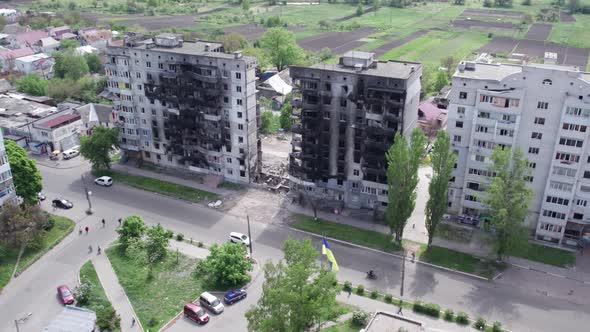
[62,149,80,160]
[94,176,113,187]
[229,232,250,246]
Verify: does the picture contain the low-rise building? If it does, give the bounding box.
[76,103,114,135]
[10,30,48,49]
[34,36,59,53]
[14,53,54,77]
[29,110,82,151]
[79,28,112,51]
[0,47,34,72]
[49,26,72,39]
[417,97,448,139]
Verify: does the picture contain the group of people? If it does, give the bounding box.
[78,218,123,255]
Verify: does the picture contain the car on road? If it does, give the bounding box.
[229,232,250,246]
[37,192,46,201]
[62,149,80,160]
[52,198,73,209]
[57,285,74,305]
[184,302,209,325]
[199,292,224,314]
[94,176,113,187]
[224,289,247,304]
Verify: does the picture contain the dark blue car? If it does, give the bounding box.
[224,289,247,304]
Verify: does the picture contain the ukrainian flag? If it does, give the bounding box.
[322,237,339,272]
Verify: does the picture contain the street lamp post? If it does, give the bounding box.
[81,175,93,215]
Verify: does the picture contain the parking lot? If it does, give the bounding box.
[165,274,263,331]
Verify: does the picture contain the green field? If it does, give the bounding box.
[0,215,75,291]
[379,30,490,65]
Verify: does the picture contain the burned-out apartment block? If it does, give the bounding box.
[106,33,260,183]
[289,51,421,210]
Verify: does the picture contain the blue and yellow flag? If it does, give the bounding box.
[321,237,339,272]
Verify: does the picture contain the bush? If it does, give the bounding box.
[475,317,486,330]
[521,0,531,4]
[148,317,158,327]
[370,290,379,299]
[74,282,92,305]
[42,214,55,231]
[492,321,502,332]
[351,311,368,326]
[384,294,393,303]
[96,307,120,331]
[197,241,204,248]
[456,312,469,325]
[165,229,173,238]
[443,308,454,321]
[356,284,364,295]
[412,300,440,318]
[176,233,184,241]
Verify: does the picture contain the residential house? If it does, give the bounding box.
[257,69,293,109]
[10,30,49,49]
[79,28,112,51]
[0,93,58,138]
[49,26,72,39]
[2,23,29,35]
[75,45,98,56]
[0,8,21,24]
[29,109,82,151]
[417,97,448,138]
[34,36,59,53]
[76,103,114,135]
[14,53,54,78]
[0,47,34,72]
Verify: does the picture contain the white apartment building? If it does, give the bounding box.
[447,61,590,246]
[0,130,17,208]
[106,33,260,183]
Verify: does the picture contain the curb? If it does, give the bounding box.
[509,262,590,285]
[287,227,490,281]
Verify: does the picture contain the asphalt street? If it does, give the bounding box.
[0,162,589,332]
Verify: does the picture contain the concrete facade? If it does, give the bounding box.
[289,52,421,211]
[0,130,17,208]
[447,61,590,246]
[106,34,260,183]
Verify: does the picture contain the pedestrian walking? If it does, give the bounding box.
[78,226,82,235]
[102,219,106,228]
[88,245,92,253]
[118,218,122,226]
[347,286,352,297]
[131,317,136,327]
[397,300,403,315]
[97,246,101,255]
[412,223,415,229]
[85,226,89,235]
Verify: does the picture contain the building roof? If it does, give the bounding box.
[0,47,34,60]
[15,53,51,63]
[37,112,81,129]
[38,36,59,47]
[0,79,14,93]
[266,72,292,95]
[75,45,98,55]
[418,98,448,122]
[76,103,113,124]
[49,26,71,35]
[0,93,57,129]
[58,32,77,40]
[42,306,96,332]
[2,23,28,35]
[81,29,112,43]
[15,30,49,46]
[342,50,374,60]
[307,60,421,79]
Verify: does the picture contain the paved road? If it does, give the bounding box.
[0,162,589,332]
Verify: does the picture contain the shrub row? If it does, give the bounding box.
[412,300,440,318]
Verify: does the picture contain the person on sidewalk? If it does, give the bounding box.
[102,219,106,228]
[97,246,101,255]
[88,245,92,253]
[78,226,82,235]
[85,226,89,235]
[118,218,122,226]
[397,300,403,315]
[131,317,136,327]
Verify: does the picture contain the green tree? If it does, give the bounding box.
[432,70,449,95]
[356,3,364,16]
[219,32,248,53]
[15,73,48,96]
[0,204,45,249]
[260,111,279,134]
[279,102,292,130]
[385,128,427,242]
[242,0,251,10]
[440,56,456,78]
[198,242,252,288]
[246,238,339,331]
[484,147,533,261]
[243,47,269,70]
[79,126,119,170]
[53,51,89,80]
[116,215,146,250]
[425,131,456,247]
[59,38,80,50]
[5,140,42,205]
[260,28,304,71]
[145,223,169,263]
[84,53,103,73]
[568,0,580,12]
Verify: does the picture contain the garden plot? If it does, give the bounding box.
[560,11,576,22]
[224,23,267,40]
[524,23,552,40]
[515,39,589,68]
[296,27,374,53]
[452,19,518,32]
[460,8,523,19]
[477,36,520,55]
[372,30,428,57]
[88,7,227,30]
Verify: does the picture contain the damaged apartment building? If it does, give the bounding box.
[106,33,260,183]
[289,51,421,211]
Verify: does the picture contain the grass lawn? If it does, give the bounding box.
[322,319,360,332]
[508,243,575,268]
[106,246,203,331]
[79,261,121,331]
[416,245,505,279]
[291,214,401,253]
[94,170,218,203]
[434,223,473,244]
[550,14,590,48]
[379,30,489,65]
[1,214,75,290]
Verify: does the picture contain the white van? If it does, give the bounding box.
[199,292,224,314]
[62,149,80,160]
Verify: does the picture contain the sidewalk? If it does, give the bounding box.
[168,240,210,259]
[336,293,474,332]
[92,254,142,332]
[31,154,87,169]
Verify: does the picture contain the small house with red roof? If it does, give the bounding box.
[0,47,34,72]
[417,97,448,138]
[30,110,82,151]
[10,30,49,49]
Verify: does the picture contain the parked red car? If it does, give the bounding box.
[57,285,74,305]
[184,302,209,324]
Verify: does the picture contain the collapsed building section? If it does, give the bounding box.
[289,51,421,211]
[106,33,260,183]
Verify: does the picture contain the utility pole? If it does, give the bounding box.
[400,247,406,298]
[247,215,253,256]
[81,174,93,215]
[14,320,19,332]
